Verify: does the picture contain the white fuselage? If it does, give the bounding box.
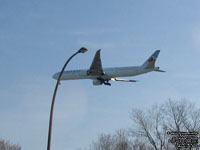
[53,66,159,80]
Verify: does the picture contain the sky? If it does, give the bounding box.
[1,0,200,150]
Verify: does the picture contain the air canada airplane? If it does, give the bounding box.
[53,49,165,86]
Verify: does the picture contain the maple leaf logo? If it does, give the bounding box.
[148,57,155,62]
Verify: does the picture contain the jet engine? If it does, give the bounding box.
[92,79,103,85]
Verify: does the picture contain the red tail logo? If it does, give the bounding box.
[148,57,155,62]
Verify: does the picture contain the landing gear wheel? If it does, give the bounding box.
[104,80,111,86]
[104,82,111,86]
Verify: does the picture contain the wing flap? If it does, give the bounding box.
[111,78,137,82]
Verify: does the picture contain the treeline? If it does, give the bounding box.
[88,129,151,150]
[0,139,21,150]
[87,99,200,150]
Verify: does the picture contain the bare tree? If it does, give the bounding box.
[0,139,21,150]
[113,129,133,150]
[88,99,200,150]
[89,133,114,150]
[132,138,154,150]
[130,105,166,150]
[89,129,134,150]
[130,99,200,150]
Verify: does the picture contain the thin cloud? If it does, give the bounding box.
[69,28,122,36]
[173,72,200,80]
[78,40,117,49]
[191,27,200,52]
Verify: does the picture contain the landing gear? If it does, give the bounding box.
[103,80,111,86]
[97,78,111,86]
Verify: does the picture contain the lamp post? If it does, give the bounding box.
[47,47,88,150]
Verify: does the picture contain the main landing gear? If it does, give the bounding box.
[97,78,111,86]
[104,80,111,86]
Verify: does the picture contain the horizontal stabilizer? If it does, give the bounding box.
[154,69,166,72]
[111,78,137,82]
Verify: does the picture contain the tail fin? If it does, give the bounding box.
[141,50,160,69]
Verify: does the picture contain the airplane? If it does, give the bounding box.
[53,49,165,86]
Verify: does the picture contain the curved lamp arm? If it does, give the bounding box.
[47,47,87,150]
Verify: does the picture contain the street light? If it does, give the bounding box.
[47,47,88,150]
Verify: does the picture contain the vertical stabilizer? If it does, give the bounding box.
[141,50,160,69]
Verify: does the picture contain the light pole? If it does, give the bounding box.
[47,47,88,150]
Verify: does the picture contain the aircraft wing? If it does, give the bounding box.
[88,49,104,76]
[111,78,137,82]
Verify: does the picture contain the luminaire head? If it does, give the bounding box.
[78,47,88,53]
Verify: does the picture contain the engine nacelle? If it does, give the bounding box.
[92,79,103,85]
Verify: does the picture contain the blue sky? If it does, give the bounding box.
[1,0,200,150]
